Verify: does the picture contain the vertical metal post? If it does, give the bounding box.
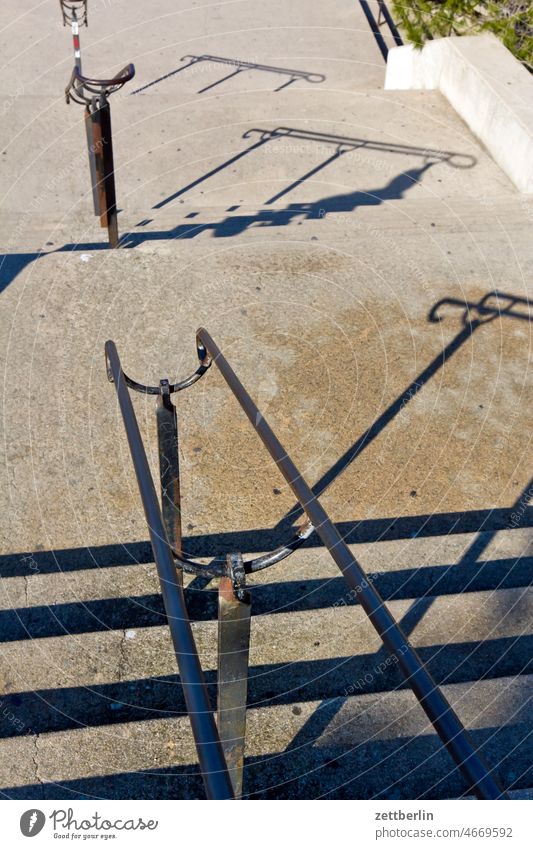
[98,94,119,248]
[71,9,82,70]
[70,6,99,216]
[157,380,183,586]
[217,553,251,799]
[85,105,101,216]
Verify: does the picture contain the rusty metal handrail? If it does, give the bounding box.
[105,329,508,800]
[105,341,234,800]
[65,63,135,105]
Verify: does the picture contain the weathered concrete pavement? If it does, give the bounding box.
[0,1,532,799]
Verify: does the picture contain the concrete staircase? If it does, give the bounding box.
[0,0,532,799]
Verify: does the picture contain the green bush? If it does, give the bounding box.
[391,1,533,70]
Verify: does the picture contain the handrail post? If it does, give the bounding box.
[97,94,119,247]
[88,98,107,224]
[60,1,100,214]
[157,380,183,584]
[84,102,101,217]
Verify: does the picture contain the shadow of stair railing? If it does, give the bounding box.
[130,55,326,96]
[279,290,532,526]
[152,125,476,211]
[1,692,532,800]
[3,508,532,578]
[0,138,476,291]
[1,556,531,644]
[1,634,531,739]
[265,290,533,781]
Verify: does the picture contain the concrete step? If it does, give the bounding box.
[0,674,530,798]
[3,194,532,258]
[1,88,515,221]
[0,562,530,646]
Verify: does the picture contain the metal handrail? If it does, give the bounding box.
[377,0,403,47]
[194,327,507,800]
[105,341,234,800]
[359,0,403,61]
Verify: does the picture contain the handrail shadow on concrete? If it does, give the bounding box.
[131,55,326,96]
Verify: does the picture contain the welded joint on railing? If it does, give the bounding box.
[172,513,314,580]
[59,0,88,27]
[226,552,249,602]
[170,515,314,582]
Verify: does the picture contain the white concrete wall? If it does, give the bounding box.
[385,34,533,194]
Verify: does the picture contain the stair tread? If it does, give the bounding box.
[0,674,529,798]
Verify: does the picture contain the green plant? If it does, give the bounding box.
[391,1,533,70]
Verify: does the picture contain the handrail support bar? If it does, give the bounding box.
[196,327,507,801]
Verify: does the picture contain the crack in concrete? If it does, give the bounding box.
[31,733,43,785]
[117,629,128,681]
[23,573,30,607]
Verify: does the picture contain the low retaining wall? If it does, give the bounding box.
[385,34,533,193]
